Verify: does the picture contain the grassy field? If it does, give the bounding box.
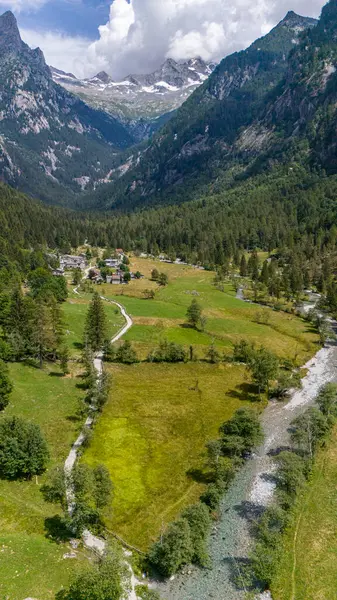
[81,257,319,550]
[63,295,124,356]
[271,428,337,600]
[101,257,318,364]
[83,361,255,550]
[0,363,89,599]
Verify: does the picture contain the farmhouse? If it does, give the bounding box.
[107,273,124,284]
[60,254,87,271]
[105,258,120,268]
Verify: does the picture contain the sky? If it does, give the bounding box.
[0,0,327,79]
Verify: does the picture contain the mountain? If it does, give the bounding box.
[50,58,215,142]
[89,10,318,210]
[0,11,136,205]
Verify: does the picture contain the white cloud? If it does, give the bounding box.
[21,28,92,77]
[86,0,326,79]
[0,0,48,12]
[20,0,327,79]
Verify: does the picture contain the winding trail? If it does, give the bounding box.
[157,292,337,600]
[64,273,137,597]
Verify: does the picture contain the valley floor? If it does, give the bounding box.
[271,427,337,600]
[0,363,90,599]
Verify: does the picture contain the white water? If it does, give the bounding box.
[158,292,337,600]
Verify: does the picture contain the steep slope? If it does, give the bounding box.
[50,58,215,142]
[90,11,317,210]
[0,11,134,205]
[249,0,337,174]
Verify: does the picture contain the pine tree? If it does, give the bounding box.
[32,298,56,368]
[186,299,202,329]
[260,260,269,285]
[240,255,247,277]
[59,346,70,376]
[84,293,107,352]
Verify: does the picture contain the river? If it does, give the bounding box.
[157,296,337,600]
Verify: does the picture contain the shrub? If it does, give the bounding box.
[115,340,138,364]
[233,339,255,363]
[148,341,187,363]
[181,503,211,566]
[0,416,49,479]
[148,519,193,577]
[220,408,264,456]
[57,550,124,600]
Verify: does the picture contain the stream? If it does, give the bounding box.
[66,280,337,600]
[157,293,337,600]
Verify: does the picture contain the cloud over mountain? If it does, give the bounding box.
[86,0,325,79]
[21,0,327,78]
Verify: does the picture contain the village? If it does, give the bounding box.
[53,249,144,284]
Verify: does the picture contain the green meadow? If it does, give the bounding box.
[82,257,319,550]
[272,428,337,600]
[0,363,88,599]
[102,257,318,364]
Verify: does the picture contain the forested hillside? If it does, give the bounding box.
[90,10,318,211]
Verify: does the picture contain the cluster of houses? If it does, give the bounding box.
[52,254,88,276]
[52,249,144,285]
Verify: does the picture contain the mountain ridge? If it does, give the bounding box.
[88,9,318,210]
[50,58,216,142]
[0,10,136,204]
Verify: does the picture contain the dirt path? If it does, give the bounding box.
[63,273,137,597]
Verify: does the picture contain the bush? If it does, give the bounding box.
[181,503,211,566]
[233,339,255,363]
[200,482,224,511]
[0,416,49,479]
[275,451,308,499]
[148,519,193,577]
[135,585,161,600]
[148,341,187,363]
[57,550,124,600]
[220,408,264,456]
[115,340,138,364]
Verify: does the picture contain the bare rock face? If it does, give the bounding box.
[50,58,216,143]
[0,11,135,204]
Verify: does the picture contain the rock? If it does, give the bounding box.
[69,539,79,549]
[63,552,77,559]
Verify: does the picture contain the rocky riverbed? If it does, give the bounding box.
[157,300,337,600]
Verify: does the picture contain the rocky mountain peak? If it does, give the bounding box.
[0,10,23,53]
[93,71,112,84]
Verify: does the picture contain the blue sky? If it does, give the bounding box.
[0,0,326,79]
[16,0,111,40]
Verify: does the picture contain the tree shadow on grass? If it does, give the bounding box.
[44,515,73,544]
[49,371,64,378]
[228,383,260,403]
[186,467,214,485]
[74,341,84,350]
[66,413,82,423]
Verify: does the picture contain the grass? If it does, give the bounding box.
[100,257,318,364]
[83,361,263,550]
[81,257,318,550]
[0,363,88,599]
[271,428,337,600]
[63,295,124,356]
